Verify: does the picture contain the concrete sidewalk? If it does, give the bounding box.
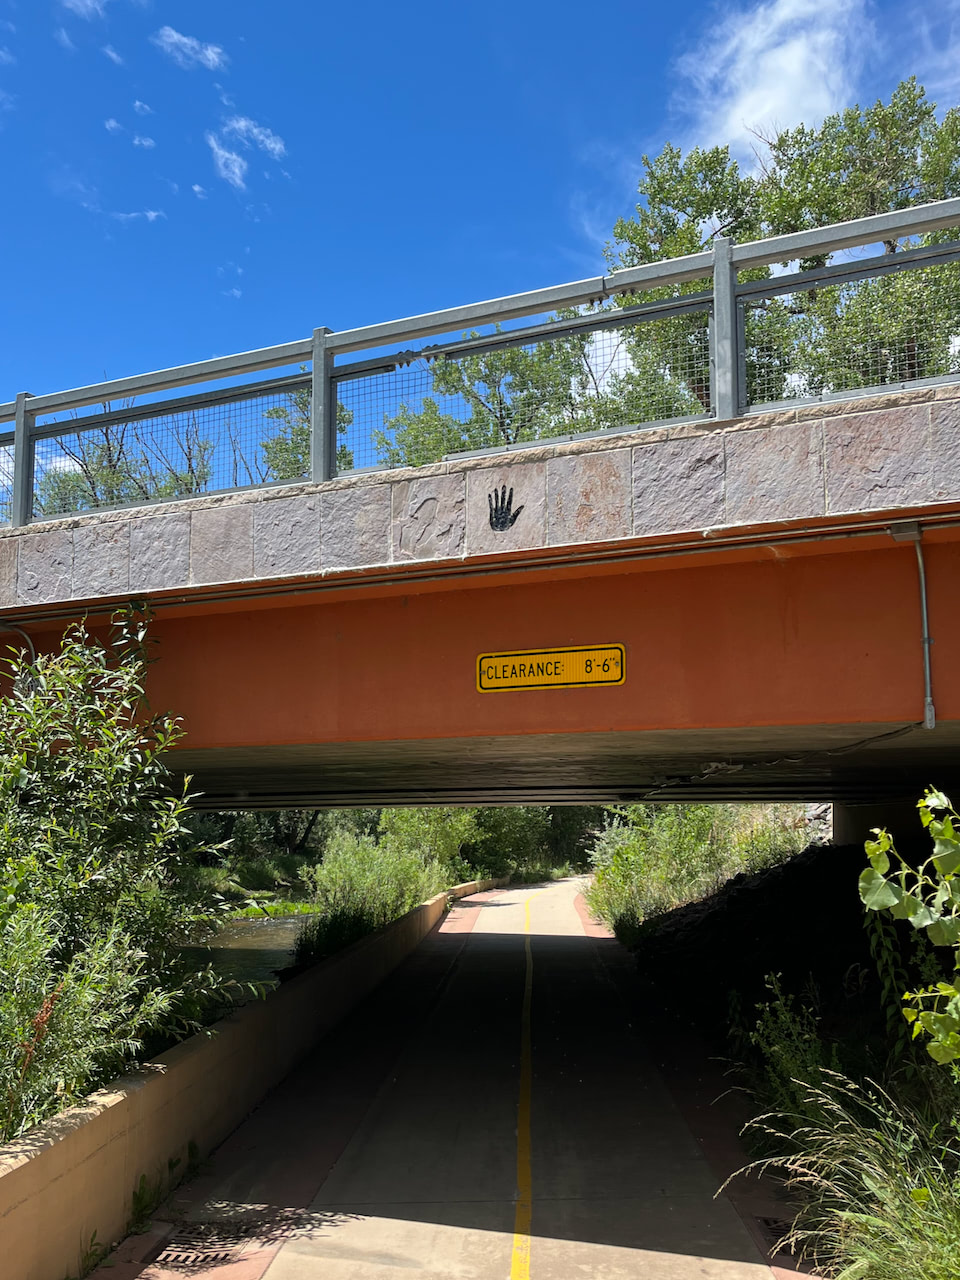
[92,880,778,1279]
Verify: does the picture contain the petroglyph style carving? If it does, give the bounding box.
[488,485,524,531]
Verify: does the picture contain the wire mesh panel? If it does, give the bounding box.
[32,380,311,519]
[0,441,13,525]
[743,256,960,408]
[334,307,712,473]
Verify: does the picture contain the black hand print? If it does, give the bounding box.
[488,485,524,532]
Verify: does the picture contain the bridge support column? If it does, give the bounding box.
[832,801,929,856]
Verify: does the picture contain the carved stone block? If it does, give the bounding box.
[191,505,254,584]
[547,449,632,545]
[392,474,466,561]
[321,484,392,570]
[254,493,321,578]
[465,461,547,555]
[632,435,724,535]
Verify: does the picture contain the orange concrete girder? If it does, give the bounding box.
[137,533,959,753]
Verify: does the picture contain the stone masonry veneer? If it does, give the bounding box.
[3,384,960,609]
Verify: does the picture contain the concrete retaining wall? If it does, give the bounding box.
[0,878,503,1280]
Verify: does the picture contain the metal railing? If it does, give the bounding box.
[3,197,960,527]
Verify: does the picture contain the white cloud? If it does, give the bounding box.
[151,26,227,71]
[0,88,13,113]
[49,167,100,212]
[54,28,75,52]
[0,47,15,67]
[101,44,123,65]
[61,0,106,17]
[0,21,15,33]
[222,287,242,299]
[132,135,155,149]
[222,115,286,160]
[111,209,166,223]
[104,117,123,133]
[133,99,153,115]
[205,131,247,189]
[192,184,207,198]
[673,0,868,161]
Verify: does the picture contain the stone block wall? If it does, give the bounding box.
[2,383,958,609]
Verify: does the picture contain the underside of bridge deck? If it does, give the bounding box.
[165,720,960,807]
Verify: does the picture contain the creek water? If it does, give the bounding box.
[180,913,316,988]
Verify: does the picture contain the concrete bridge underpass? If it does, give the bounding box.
[3,200,960,809]
[6,201,960,1280]
[5,382,960,810]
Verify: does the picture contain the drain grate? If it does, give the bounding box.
[756,1215,793,1253]
[151,1222,257,1271]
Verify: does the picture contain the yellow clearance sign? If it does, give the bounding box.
[477,644,625,692]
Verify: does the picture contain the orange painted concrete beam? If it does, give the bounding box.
[133,531,959,754]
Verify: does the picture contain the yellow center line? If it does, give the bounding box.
[511,896,534,1280]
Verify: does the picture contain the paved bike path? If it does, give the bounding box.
[94,880,775,1280]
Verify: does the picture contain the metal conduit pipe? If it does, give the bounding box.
[890,522,936,729]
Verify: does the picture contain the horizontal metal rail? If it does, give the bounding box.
[332,292,714,382]
[2,196,960,524]
[31,374,311,441]
[0,339,312,423]
[736,239,960,300]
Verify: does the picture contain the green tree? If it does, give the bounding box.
[35,417,214,518]
[374,79,960,469]
[261,383,354,478]
[610,78,960,406]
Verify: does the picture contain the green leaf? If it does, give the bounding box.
[927,1041,960,1064]
[910,1187,932,1205]
[927,918,960,947]
[859,868,901,911]
[926,788,951,811]
[933,840,960,876]
[866,841,891,874]
[905,898,936,929]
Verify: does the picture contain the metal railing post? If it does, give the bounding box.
[711,237,741,420]
[12,392,35,527]
[310,327,335,482]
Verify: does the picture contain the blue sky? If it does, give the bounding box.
[1,0,959,402]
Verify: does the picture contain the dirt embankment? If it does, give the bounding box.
[631,842,879,1039]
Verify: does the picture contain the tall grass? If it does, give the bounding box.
[585,802,808,942]
[732,1071,960,1279]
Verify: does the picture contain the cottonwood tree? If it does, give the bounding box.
[610,77,960,404]
[378,79,960,470]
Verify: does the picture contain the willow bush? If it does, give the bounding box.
[0,613,229,1142]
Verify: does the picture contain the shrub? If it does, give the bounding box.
[586,802,807,941]
[859,787,960,1064]
[295,830,453,964]
[0,612,229,1141]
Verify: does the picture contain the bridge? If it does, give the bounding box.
[2,200,960,809]
[6,201,960,1280]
